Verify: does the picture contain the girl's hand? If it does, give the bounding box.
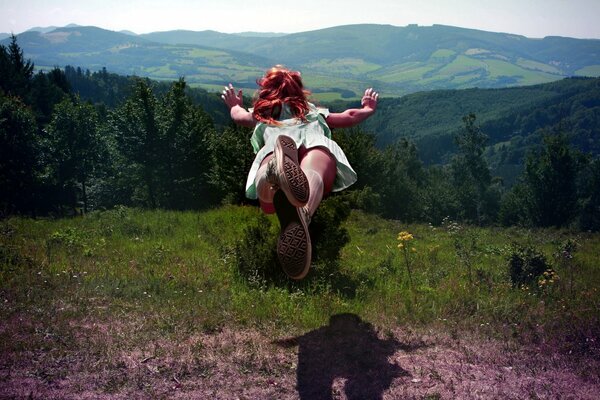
[361,88,379,111]
[221,83,244,110]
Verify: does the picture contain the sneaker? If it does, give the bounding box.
[273,190,312,280]
[272,135,309,207]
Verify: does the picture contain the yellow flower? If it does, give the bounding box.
[397,231,413,241]
[397,243,404,249]
[411,247,416,252]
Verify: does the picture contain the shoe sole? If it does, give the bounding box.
[274,190,311,280]
[274,135,309,207]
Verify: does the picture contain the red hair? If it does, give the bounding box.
[253,66,311,125]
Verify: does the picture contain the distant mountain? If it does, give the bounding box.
[119,30,138,36]
[5,24,600,98]
[26,26,60,33]
[5,26,271,87]
[0,33,9,41]
[233,32,287,38]
[26,24,81,33]
[140,29,239,46]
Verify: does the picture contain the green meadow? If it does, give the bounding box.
[2,205,599,397]
[2,205,598,337]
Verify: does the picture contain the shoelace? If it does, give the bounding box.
[301,206,312,225]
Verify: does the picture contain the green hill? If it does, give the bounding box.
[139,24,600,96]
[8,26,271,88]
[6,24,600,98]
[355,77,600,183]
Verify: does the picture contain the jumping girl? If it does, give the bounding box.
[222,66,378,280]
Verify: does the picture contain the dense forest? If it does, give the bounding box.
[360,77,600,186]
[1,36,599,230]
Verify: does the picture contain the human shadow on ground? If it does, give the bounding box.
[273,313,427,400]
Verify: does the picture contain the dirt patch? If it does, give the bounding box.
[1,312,599,399]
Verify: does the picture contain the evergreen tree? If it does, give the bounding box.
[207,124,255,205]
[578,157,600,231]
[498,182,532,226]
[107,78,217,209]
[0,35,34,100]
[109,79,162,207]
[333,127,384,191]
[451,113,496,224]
[0,95,40,215]
[421,166,460,225]
[378,139,425,221]
[523,131,580,227]
[160,78,215,209]
[30,69,70,125]
[46,97,105,213]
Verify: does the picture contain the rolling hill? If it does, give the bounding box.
[356,77,600,183]
[7,26,270,89]
[4,24,600,98]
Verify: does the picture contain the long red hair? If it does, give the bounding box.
[253,66,311,125]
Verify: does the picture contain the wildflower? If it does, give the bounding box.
[397,231,413,241]
[397,231,416,286]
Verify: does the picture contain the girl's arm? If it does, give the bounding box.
[222,84,256,128]
[326,88,379,129]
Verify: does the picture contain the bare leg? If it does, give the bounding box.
[299,147,337,218]
[255,154,276,214]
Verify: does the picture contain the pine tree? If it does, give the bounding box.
[47,96,105,213]
[0,96,40,215]
[0,35,34,100]
[524,131,580,227]
[451,113,495,224]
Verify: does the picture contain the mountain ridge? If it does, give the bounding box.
[4,23,600,98]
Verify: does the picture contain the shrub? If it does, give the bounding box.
[507,243,550,286]
[232,195,351,286]
[309,195,351,267]
[233,213,280,286]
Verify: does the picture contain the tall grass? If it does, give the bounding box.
[1,205,599,351]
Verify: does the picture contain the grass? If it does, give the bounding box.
[305,58,382,75]
[436,55,486,77]
[1,205,599,397]
[2,206,599,334]
[517,58,562,74]
[576,65,600,77]
[375,64,436,83]
[484,59,561,84]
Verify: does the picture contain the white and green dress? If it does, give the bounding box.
[245,102,357,200]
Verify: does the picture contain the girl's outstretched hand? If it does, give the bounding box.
[361,88,379,111]
[222,83,244,110]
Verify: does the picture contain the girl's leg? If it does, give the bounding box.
[255,154,276,214]
[299,147,337,217]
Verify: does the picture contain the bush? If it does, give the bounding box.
[232,195,351,286]
[309,195,351,267]
[507,243,550,286]
[233,213,280,286]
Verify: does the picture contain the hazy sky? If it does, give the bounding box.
[2,0,599,39]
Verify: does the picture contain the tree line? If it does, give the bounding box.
[1,36,598,230]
